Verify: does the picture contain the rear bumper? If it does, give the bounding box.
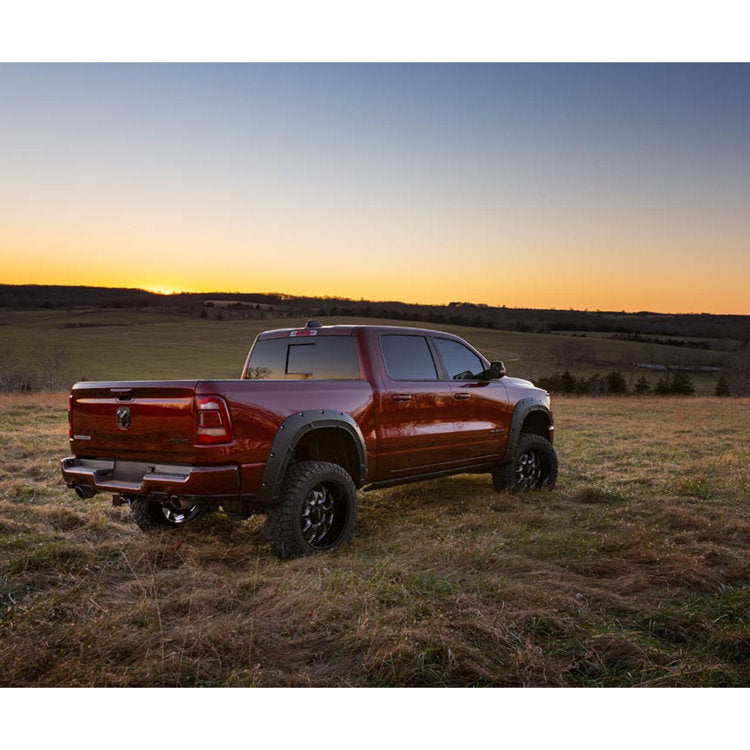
[61,456,240,500]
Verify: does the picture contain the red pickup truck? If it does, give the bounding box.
[62,322,556,557]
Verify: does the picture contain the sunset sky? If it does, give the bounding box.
[1,63,749,314]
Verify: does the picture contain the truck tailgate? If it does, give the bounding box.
[69,381,200,462]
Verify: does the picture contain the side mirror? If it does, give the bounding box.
[487,361,506,379]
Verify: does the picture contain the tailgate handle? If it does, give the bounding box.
[391,394,412,402]
[453,392,471,400]
[111,388,133,401]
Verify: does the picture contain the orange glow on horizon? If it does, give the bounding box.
[141,286,183,296]
[2,257,749,316]
[2,200,748,316]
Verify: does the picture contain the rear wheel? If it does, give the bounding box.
[131,497,202,531]
[493,434,557,492]
[265,461,358,559]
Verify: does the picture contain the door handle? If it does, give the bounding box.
[391,394,412,402]
[453,392,471,400]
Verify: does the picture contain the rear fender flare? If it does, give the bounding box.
[256,410,367,505]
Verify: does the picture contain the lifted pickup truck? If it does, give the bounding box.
[62,321,557,558]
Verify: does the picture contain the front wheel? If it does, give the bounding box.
[265,461,358,559]
[493,434,558,492]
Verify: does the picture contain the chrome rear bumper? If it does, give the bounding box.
[61,456,239,498]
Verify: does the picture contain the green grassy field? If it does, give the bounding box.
[0,308,729,392]
[1,393,749,686]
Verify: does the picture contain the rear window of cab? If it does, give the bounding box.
[244,336,360,380]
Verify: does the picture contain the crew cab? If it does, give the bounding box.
[62,322,557,558]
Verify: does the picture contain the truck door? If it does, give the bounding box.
[431,336,512,463]
[375,332,459,476]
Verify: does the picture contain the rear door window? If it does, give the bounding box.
[380,335,438,381]
[245,336,360,379]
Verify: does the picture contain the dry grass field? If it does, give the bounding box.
[0,308,729,392]
[1,393,749,686]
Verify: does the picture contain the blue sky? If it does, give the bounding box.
[2,63,749,312]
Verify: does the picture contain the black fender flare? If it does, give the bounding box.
[255,410,367,506]
[505,398,554,458]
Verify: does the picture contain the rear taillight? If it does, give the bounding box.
[195,396,233,445]
[68,394,73,439]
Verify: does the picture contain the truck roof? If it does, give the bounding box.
[256,323,466,340]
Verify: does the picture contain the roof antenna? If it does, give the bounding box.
[306,319,322,328]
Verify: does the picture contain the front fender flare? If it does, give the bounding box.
[506,398,554,458]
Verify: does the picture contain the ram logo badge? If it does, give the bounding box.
[116,406,131,430]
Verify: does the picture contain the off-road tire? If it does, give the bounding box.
[493,434,558,492]
[130,497,201,531]
[265,461,358,559]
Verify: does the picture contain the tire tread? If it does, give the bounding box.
[493,434,558,492]
[130,497,170,531]
[265,461,358,559]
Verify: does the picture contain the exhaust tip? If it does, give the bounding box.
[74,485,96,499]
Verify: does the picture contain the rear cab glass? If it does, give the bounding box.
[244,335,360,380]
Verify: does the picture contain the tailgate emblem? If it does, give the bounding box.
[116,406,132,430]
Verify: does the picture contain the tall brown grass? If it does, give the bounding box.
[1,394,749,686]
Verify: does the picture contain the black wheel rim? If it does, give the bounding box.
[515,449,544,490]
[162,506,201,524]
[301,481,347,549]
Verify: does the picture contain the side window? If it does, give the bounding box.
[433,338,486,380]
[380,335,438,381]
[244,336,360,379]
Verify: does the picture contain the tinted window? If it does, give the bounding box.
[380,335,437,381]
[434,338,486,380]
[245,337,287,379]
[245,336,360,380]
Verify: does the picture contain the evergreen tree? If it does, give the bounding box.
[574,376,591,395]
[634,375,651,395]
[561,370,576,393]
[715,374,730,397]
[655,375,672,395]
[671,371,695,396]
[537,373,562,392]
[606,370,628,394]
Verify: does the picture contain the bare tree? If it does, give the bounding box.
[0,348,17,391]
[547,338,593,369]
[36,343,71,391]
[0,348,36,392]
[728,349,750,396]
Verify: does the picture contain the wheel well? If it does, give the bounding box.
[292,428,361,484]
[521,410,552,442]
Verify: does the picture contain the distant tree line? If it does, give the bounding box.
[536,369,700,396]
[536,365,750,397]
[608,333,712,350]
[3,284,750,343]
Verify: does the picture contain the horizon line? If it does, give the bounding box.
[1,282,748,318]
